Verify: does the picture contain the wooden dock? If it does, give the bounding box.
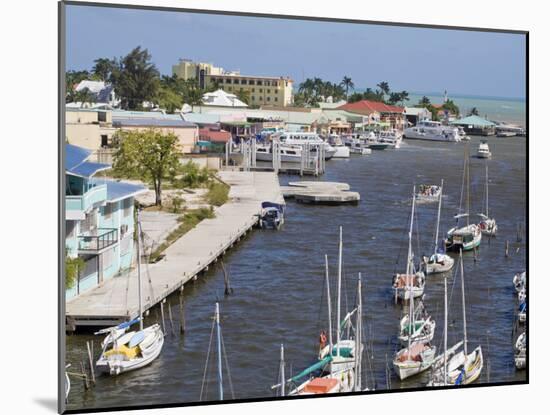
[281,181,360,204]
[66,171,284,330]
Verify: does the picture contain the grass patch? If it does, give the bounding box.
[205,181,230,207]
[149,207,215,263]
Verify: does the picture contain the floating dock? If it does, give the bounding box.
[66,171,284,330]
[281,181,360,204]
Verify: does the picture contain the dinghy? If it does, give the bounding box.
[416,184,442,203]
[95,210,164,376]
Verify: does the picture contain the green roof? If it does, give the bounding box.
[451,115,496,127]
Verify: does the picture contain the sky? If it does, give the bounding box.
[66,4,527,99]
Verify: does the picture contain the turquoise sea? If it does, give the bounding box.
[405,92,526,127]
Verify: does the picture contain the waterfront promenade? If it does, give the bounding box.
[66,171,284,329]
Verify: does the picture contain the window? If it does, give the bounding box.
[103,203,113,220]
[267,97,271,101]
[123,198,132,217]
[257,80,263,85]
[267,89,271,94]
[248,80,254,85]
[228,86,232,91]
[251,96,255,101]
[241,79,247,85]
[274,97,278,102]
[259,89,263,93]
[98,111,107,122]
[225,78,231,83]
[101,135,108,147]
[252,88,255,92]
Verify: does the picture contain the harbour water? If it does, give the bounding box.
[66,136,526,410]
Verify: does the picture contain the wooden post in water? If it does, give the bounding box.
[221,260,233,295]
[80,361,89,390]
[505,240,510,258]
[179,287,186,334]
[160,299,166,335]
[168,301,175,336]
[86,341,95,385]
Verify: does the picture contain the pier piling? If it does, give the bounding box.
[86,341,95,385]
[168,301,175,337]
[179,291,186,334]
[160,300,166,335]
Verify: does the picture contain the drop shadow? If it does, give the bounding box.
[34,398,58,413]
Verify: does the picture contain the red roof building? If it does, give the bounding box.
[337,100,405,116]
[199,127,232,143]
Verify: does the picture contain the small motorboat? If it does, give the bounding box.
[259,201,285,230]
[393,273,426,300]
[416,184,442,203]
[514,332,526,370]
[477,140,492,158]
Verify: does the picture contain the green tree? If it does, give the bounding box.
[340,76,355,100]
[442,99,460,116]
[418,96,431,106]
[468,107,479,116]
[93,57,117,81]
[65,253,85,289]
[398,90,409,106]
[110,46,160,110]
[113,129,181,206]
[377,81,390,97]
[235,89,251,105]
[74,87,96,107]
[65,70,92,102]
[155,85,183,113]
[387,92,402,105]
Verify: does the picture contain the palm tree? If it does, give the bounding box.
[340,76,355,100]
[468,107,479,116]
[419,96,431,106]
[235,89,251,105]
[377,81,390,97]
[399,91,409,106]
[74,88,96,107]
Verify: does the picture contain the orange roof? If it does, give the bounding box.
[199,128,232,143]
[337,100,404,115]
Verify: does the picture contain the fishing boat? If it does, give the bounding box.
[446,145,482,252]
[514,332,526,370]
[393,188,426,300]
[255,143,302,163]
[327,134,351,158]
[95,210,164,376]
[478,165,498,236]
[403,120,461,142]
[477,140,492,158]
[423,180,455,275]
[278,132,337,160]
[398,301,436,346]
[259,201,285,230]
[416,184,442,203]
[428,251,483,386]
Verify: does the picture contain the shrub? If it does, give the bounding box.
[205,181,229,206]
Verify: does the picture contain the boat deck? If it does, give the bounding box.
[66,171,284,330]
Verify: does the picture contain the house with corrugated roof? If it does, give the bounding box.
[337,100,405,130]
[65,144,147,300]
[450,115,496,136]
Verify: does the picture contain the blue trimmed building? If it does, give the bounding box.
[65,144,147,300]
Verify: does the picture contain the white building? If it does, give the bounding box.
[201,89,248,108]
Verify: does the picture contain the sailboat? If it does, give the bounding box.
[514,332,526,370]
[428,250,483,386]
[446,145,482,252]
[423,180,455,274]
[393,190,436,380]
[398,300,436,346]
[286,270,364,396]
[478,164,498,236]
[200,302,234,401]
[95,210,164,376]
[393,187,426,301]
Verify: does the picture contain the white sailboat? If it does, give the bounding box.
[514,332,526,370]
[429,251,483,386]
[398,301,436,346]
[95,210,164,376]
[423,180,455,275]
[393,187,426,301]
[446,145,482,252]
[478,164,498,236]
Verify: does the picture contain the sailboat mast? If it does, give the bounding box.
[443,274,448,385]
[485,164,489,217]
[355,273,362,391]
[459,250,468,355]
[215,302,224,400]
[325,254,333,355]
[466,145,470,226]
[136,209,144,331]
[280,344,285,397]
[407,188,416,351]
[337,226,343,357]
[434,179,444,255]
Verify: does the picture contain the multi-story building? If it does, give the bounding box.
[65,108,116,150]
[65,144,147,300]
[204,74,293,108]
[172,59,294,107]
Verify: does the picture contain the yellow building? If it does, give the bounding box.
[172,59,294,108]
[204,74,293,108]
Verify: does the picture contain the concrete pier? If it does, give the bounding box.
[66,171,284,330]
[281,181,360,204]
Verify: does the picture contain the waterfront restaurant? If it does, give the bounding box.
[451,114,497,136]
[337,100,406,130]
[65,144,147,300]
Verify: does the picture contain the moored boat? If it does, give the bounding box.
[477,140,492,158]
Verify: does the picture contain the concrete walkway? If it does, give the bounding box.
[66,171,284,328]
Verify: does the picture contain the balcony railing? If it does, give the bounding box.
[78,228,118,252]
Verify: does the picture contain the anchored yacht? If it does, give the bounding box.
[404,120,461,142]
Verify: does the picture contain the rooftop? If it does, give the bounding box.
[89,178,148,202]
[65,144,110,178]
[337,100,405,115]
[450,115,496,127]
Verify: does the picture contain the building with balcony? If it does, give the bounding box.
[65,144,147,300]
